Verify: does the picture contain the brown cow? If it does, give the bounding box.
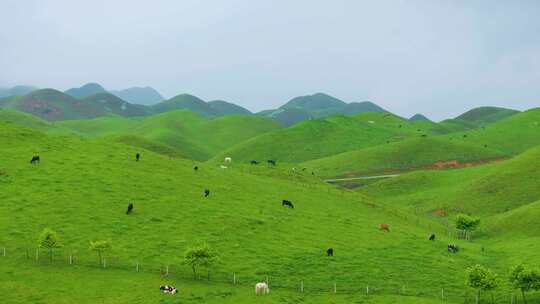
[379,224,390,232]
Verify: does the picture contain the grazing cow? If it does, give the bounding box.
[126,203,134,215]
[224,157,232,163]
[302,168,307,171]
[379,224,390,232]
[30,155,40,164]
[250,160,259,165]
[463,134,467,138]
[327,248,334,257]
[159,285,178,294]
[448,244,459,253]
[429,234,436,241]
[204,189,210,197]
[267,160,276,166]
[194,166,199,171]
[282,200,294,209]
[136,153,140,161]
[421,134,427,137]
[255,282,270,295]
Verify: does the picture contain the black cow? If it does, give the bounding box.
[421,134,427,138]
[429,234,436,241]
[30,155,40,164]
[159,285,178,294]
[282,200,294,209]
[327,248,334,257]
[250,160,259,165]
[126,203,134,215]
[267,160,276,166]
[204,189,210,197]
[194,166,199,171]
[448,244,459,253]
[136,153,140,161]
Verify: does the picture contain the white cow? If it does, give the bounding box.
[220,165,228,169]
[224,157,232,163]
[255,282,270,295]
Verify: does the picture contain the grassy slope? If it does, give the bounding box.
[455,106,520,125]
[359,146,540,216]
[305,108,540,177]
[0,109,54,131]
[303,137,505,177]
[52,110,281,161]
[0,120,491,302]
[214,113,452,163]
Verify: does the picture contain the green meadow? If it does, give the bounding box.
[1,104,539,303]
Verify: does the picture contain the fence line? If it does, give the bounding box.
[2,244,537,302]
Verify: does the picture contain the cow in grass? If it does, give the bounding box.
[255,282,270,295]
[30,155,40,164]
[204,189,210,197]
[135,153,140,161]
[224,157,232,163]
[429,234,436,241]
[379,224,390,232]
[267,160,276,166]
[327,248,334,257]
[126,203,134,215]
[250,160,259,165]
[448,244,459,253]
[282,200,294,209]
[194,166,199,171]
[160,285,178,294]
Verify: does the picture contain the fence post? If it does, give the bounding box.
[366,285,369,295]
[2,247,5,257]
[136,262,139,272]
[233,273,236,285]
[103,258,106,268]
[166,265,169,276]
[266,275,269,286]
[300,280,304,293]
[333,282,337,294]
[35,248,39,261]
[69,252,73,265]
[441,288,444,300]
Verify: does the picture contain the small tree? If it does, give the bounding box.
[37,228,62,262]
[90,240,112,265]
[509,264,540,304]
[467,264,499,304]
[455,214,480,239]
[183,243,218,279]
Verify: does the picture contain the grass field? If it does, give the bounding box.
[2,106,540,303]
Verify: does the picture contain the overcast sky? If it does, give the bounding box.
[1,0,539,120]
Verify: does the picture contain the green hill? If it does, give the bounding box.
[53,110,280,160]
[0,121,492,303]
[409,114,431,121]
[259,93,387,126]
[441,108,540,154]
[152,94,217,117]
[306,108,540,177]
[65,83,107,98]
[214,112,450,163]
[455,106,519,125]
[360,145,540,216]
[303,137,505,178]
[81,93,150,117]
[110,86,164,105]
[208,100,252,116]
[0,89,151,121]
[0,109,53,130]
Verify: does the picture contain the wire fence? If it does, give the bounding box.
[1,244,538,303]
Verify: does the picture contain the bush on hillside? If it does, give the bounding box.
[466,264,499,303]
[509,264,540,304]
[183,243,219,279]
[37,228,63,262]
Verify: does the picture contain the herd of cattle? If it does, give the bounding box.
[28,153,463,296]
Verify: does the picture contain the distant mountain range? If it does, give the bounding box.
[0,83,523,127]
[110,87,164,105]
[0,85,38,98]
[258,93,387,126]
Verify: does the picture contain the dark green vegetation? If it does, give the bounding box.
[0,95,538,303]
